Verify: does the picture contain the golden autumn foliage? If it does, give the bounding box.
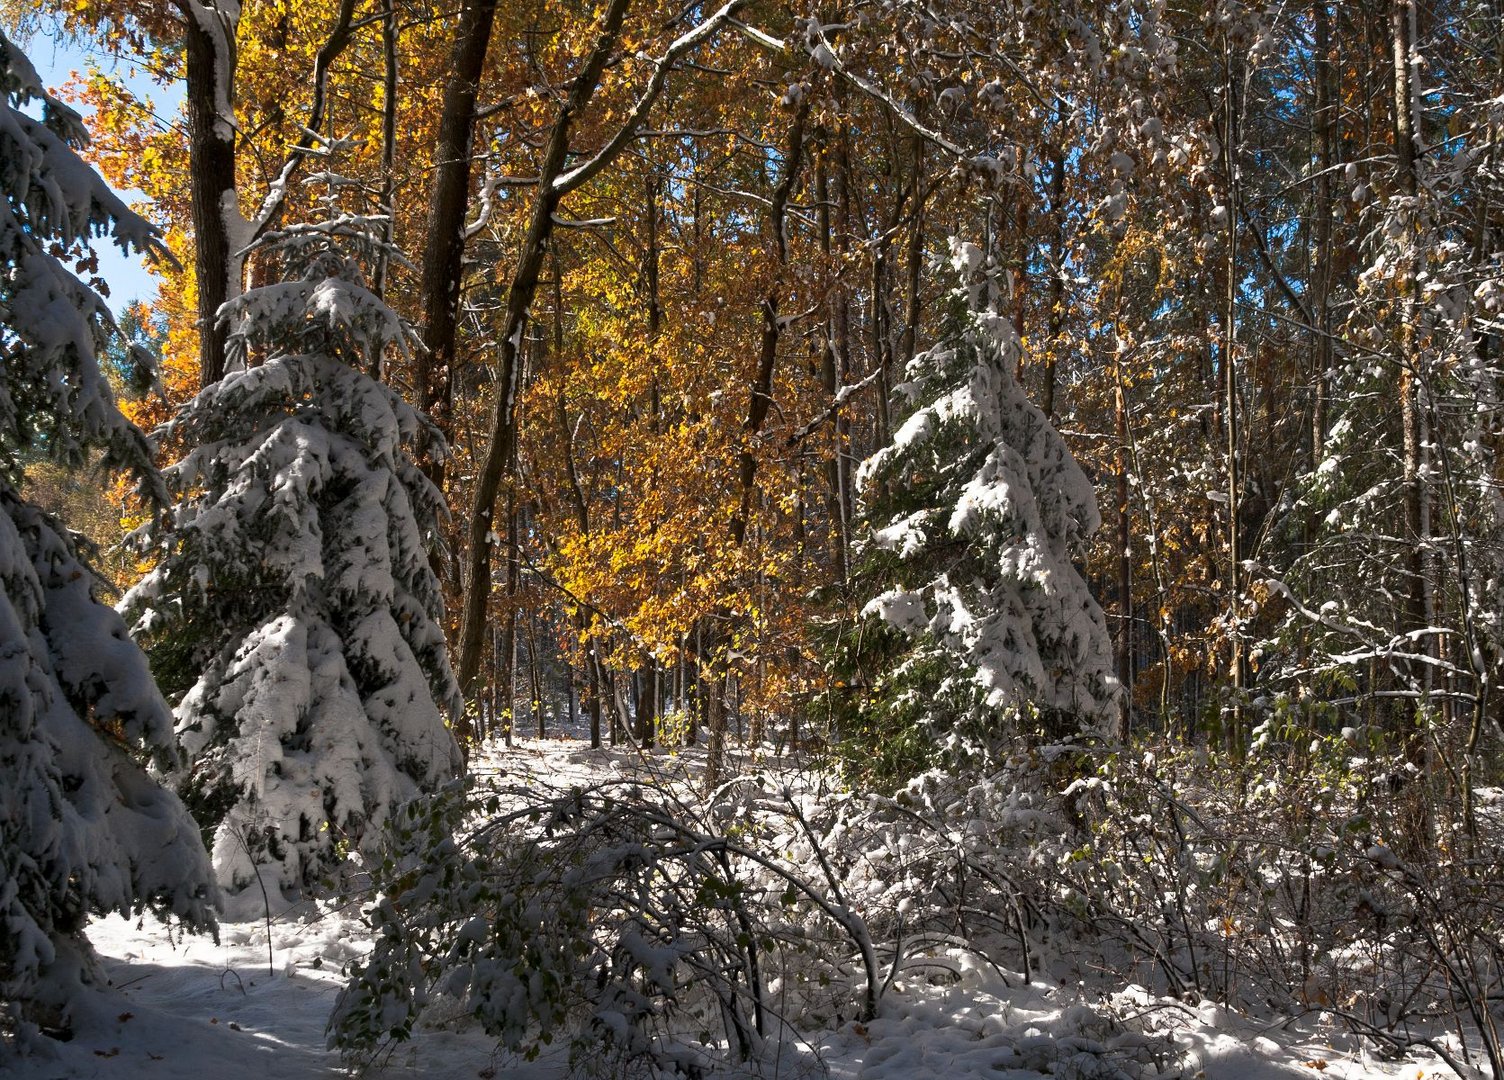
[12,0,1501,758]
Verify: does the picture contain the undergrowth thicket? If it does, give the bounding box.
[330,726,1504,1079]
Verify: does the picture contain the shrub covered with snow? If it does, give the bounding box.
[1049,738,1504,1077]
[328,733,1201,1078]
[331,772,895,1075]
[121,184,462,897]
[329,742,1109,1077]
[0,29,214,1036]
[837,244,1117,778]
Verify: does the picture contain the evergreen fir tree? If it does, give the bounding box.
[843,243,1117,774]
[122,177,462,897]
[0,30,214,1035]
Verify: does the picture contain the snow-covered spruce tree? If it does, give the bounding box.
[0,31,214,1035]
[839,243,1116,778]
[122,180,462,898]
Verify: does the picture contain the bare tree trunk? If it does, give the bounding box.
[1115,369,1133,743]
[501,487,519,747]
[180,0,363,390]
[527,603,545,737]
[1222,36,1247,756]
[733,98,810,546]
[418,0,498,457]
[458,0,634,695]
[1392,0,1428,672]
[704,671,728,789]
[897,138,926,372]
[1390,2,1434,850]
[373,0,399,313]
[566,665,577,733]
[483,625,496,744]
[181,0,239,389]
[457,0,749,696]
[1310,1,1336,459]
[815,142,849,584]
[587,650,604,749]
[635,660,658,748]
[643,165,663,405]
[608,670,622,746]
[833,121,854,574]
[676,632,692,746]
[687,624,702,747]
[1043,107,1067,419]
[708,97,810,788]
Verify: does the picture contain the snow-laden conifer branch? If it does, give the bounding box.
[123,179,460,898]
[1,29,214,1035]
[854,247,1119,744]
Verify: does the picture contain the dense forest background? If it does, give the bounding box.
[17,0,1498,777]
[4,0,1504,1072]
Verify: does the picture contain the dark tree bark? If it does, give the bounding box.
[814,125,852,584]
[373,0,400,312]
[731,98,810,547]
[1310,1,1335,459]
[456,0,748,697]
[635,660,658,748]
[1391,0,1429,673]
[1114,370,1133,743]
[181,2,238,389]
[178,0,359,388]
[1042,107,1068,419]
[1221,34,1247,755]
[456,0,633,708]
[707,97,810,788]
[417,0,499,454]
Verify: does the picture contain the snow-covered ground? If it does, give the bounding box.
[14,732,1460,1080]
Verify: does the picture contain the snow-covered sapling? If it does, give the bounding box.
[847,241,1117,767]
[0,30,214,1037]
[122,178,462,898]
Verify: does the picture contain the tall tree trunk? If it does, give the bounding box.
[373,0,400,312]
[456,0,750,697]
[1043,107,1067,419]
[815,139,849,584]
[732,99,810,547]
[1391,0,1433,812]
[181,0,239,389]
[608,670,622,746]
[1222,36,1247,756]
[418,0,499,458]
[833,120,854,575]
[1392,0,1428,656]
[587,647,604,749]
[180,0,360,390]
[708,97,810,789]
[1310,1,1336,459]
[635,660,658,748]
[1115,367,1133,742]
[897,137,927,372]
[500,486,519,745]
[527,603,545,737]
[457,0,635,696]
[566,664,577,732]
